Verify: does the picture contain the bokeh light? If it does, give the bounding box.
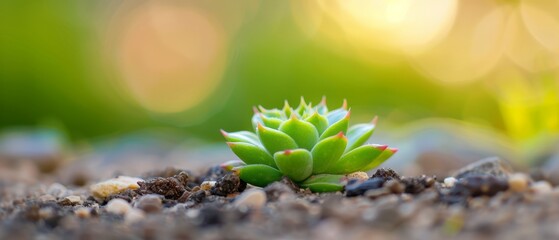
[109,2,228,114]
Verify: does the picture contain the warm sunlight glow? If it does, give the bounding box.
[114,2,228,113]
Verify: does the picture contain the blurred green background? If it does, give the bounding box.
[1,0,559,150]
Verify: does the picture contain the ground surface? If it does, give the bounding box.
[1,155,559,240]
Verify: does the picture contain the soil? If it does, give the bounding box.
[1,163,559,240]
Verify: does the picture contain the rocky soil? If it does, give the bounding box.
[1,156,559,240]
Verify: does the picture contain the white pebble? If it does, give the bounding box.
[200,181,216,191]
[508,173,529,192]
[125,208,145,224]
[106,198,132,215]
[90,176,143,199]
[531,181,553,194]
[444,177,457,187]
[64,195,83,205]
[233,189,266,209]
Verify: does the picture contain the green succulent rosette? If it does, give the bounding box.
[221,97,397,192]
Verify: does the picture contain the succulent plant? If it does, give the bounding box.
[220,97,397,192]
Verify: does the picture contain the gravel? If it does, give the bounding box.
[1,164,559,240]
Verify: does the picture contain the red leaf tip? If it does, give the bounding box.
[283,149,292,155]
[373,144,388,151]
[388,147,398,153]
[220,129,228,137]
[372,116,378,125]
[344,109,352,119]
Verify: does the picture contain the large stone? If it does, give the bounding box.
[452,157,513,179]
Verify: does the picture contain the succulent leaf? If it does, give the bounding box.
[260,114,283,129]
[257,123,298,154]
[326,109,348,125]
[345,122,375,152]
[300,174,345,192]
[279,115,319,150]
[235,164,283,187]
[305,112,329,135]
[274,149,313,182]
[326,144,387,174]
[227,142,277,168]
[221,130,261,146]
[360,147,398,171]
[282,101,294,119]
[320,111,350,140]
[311,133,347,174]
[295,97,308,116]
[258,106,283,118]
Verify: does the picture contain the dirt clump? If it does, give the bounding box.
[136,172,191,200]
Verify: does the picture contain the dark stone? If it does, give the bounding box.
[345,178,384,197]
[452,157,512,179]
[451,175,509,198]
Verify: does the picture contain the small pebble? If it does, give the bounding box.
[444,177,457,187]
[135,194,162,213]
[64,195,83,205]
[74,207,91,218]
[508,173,529,192]
[106,198,132,215]
[39,194,56,202]
[233,189,266,208]
[200,181,216,191]
[90,176,143,200]
[531,181,552,194]
[125,209,145,224]
[47,183,67,198]
[346,172,369,181]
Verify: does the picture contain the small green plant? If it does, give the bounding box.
[220,97,396,192]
